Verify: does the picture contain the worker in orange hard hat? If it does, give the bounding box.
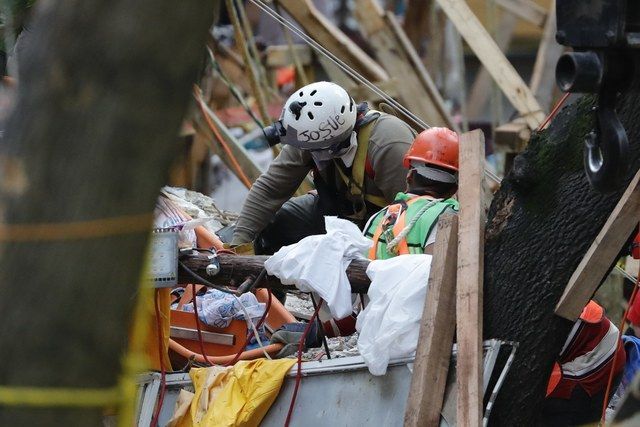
[321,128,461,338]
[363,127,460,260]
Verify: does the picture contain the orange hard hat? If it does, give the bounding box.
[403,127,459,172]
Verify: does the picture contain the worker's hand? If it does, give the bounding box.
[270,322,321,358]
[223,242,255,255]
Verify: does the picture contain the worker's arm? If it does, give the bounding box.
[368,115,415,201]
[231,145,312,245]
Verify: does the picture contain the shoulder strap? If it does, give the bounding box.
[335,111,386,208]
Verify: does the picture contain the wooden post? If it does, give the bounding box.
[404,214,459,427]
[384,11,459,132]
[354,0,453,129]
[456,129,486,426]
[276,0,388,82]
[555,168,640,321]
[466,11,517,120]
[436,0,545,129]
[529,0,563,113]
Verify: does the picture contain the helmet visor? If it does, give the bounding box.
[411,161,458,184]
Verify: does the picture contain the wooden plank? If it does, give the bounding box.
[277,0,388,83]
[529,0,563,113]
[404,214,459,427]
[467,11,518,120]
[354,0,452,129]
[265,44,312,68]
[456,129,486,427]
[494,0,547,28]
[494,118,531,153]
[436,0,545,129]
[385,11,459,132]
[403,0,433,52]
[193,95,264,186]
[555,168,640,321]
[316,55,399,102]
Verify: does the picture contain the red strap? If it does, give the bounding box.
[365,156,375,179]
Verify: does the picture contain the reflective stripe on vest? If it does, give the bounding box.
[367,196,457,260]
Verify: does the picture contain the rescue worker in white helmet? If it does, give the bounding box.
[230,81,416,255]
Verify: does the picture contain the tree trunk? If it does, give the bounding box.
[484,58,640,425]
[179,253,372,292]
[0,1,216,425]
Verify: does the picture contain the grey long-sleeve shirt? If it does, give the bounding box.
[231,113,415,245]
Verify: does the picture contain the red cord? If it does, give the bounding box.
[151,290,167,427]
[537,92,570,132]
[284,299,323,427]
[191,284,212,366]
[600,264,640,424]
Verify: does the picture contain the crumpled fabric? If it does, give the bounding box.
[264,216,372,319]
[181,289,265,329]
[356,254,432,375]
[168,359,296,427]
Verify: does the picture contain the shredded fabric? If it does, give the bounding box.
[356,254,432,375]
[264,216,372,319]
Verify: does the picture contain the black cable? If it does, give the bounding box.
[310,293,331,359]
[178,260,236,294]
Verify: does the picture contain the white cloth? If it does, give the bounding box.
[264,216,372,319]
[356,255,432,375]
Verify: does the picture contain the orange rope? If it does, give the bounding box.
[600,262,640,424]
[0,212,153,242]
[537,93,571,132]
[193,87,253,189]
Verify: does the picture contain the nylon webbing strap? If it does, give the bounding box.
[334,111,387,210]
[0,213,153,242]
[0,386,121,407]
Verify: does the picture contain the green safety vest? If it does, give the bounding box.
[363,193,459,260]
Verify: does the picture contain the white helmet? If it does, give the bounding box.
[279,81,357,151]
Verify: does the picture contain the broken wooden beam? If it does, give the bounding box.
[529,1,563,113]
[404,214,459,427]
[179,253,372,293]
[354,0,453,129]
[276,0,388,82]
[436,0,545,129]
[494,0,547,28]
[456,129,486,426]
[266,44,312,68]
[555,168,640,321]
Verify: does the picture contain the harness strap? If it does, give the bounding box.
[334,110,385,216]
[368,196,433,259]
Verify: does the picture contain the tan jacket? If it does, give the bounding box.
[232,113,415,245]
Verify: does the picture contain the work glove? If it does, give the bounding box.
[269,321,321,359]
[223,242,255,255]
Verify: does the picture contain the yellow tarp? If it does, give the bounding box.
[169,359,296,427]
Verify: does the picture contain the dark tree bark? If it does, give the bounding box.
[484,58,640,425]
[0,1,216,425]
[179,253,372,292]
